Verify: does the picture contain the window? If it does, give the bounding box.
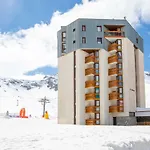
[118,88,123,93]
[73,40,76,44]
[118,58,122,63]
[96,101,100,106]
[95,63,99,68]
[82,37,86,43]
[96,113,100,119]
[95,75,99,81]
[62,31,66,42]
[117,52,122,58]
[95,88,99,93]
[118,45,122,51]
[62,43,66,52]
[62,32,66,38]
[117,63,122,69]
[119,94,123,99]
[117,75,123,81]
[97,37,102,44]
[96,120,100,125]
[97,26,102,32]
[119,82,123,87]
[136,38,138,43]
[96,107,100,111]
[82,25,86,31]
[96,81,99,86]
[118,100,123,106]
[117,39,122,45]
[73,28,75,32]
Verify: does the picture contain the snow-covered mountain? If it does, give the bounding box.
[0,75,58,118]
[0,72,150,118]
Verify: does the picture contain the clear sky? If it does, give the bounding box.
[0,0,150,78]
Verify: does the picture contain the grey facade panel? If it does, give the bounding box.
[57,18,144,57]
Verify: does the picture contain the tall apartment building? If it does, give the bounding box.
[57,18,145,125]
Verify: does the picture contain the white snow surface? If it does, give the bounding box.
[0,118,150,150]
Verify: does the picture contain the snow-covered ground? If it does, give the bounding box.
[0,118,150,150]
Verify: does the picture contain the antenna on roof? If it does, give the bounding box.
[124,16,126,20]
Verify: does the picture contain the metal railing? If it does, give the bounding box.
[104,31,125,37]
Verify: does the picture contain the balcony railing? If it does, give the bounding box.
[104,31,125,37]
[85,93,100,100]
[86,119,96,125]
[85,80,95,88]
[85,68,95,76]
[109,80,119,88]
[109,106,124,113]
[109,91,119,100]
[85,106,100,113]
[85,55,95,64]
[85,93,95,100]
[108,68,119,76]
[108,43,118,52]
[108,55,118,64]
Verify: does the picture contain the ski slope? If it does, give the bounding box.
[0,76,58,118]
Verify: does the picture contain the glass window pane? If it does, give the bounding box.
[119,64,122,69]
[119,82,123,86]
[96,113,100,119]
[119,88,123,93]
[96,107,100,111]
[95,63,99,68]
[96,101,100,106]
[119,94,123,98]
[118,45,122,50]
[117,39,122,45]
[97,26,102,32]
[97,37,102,44]
[118,58,122,62]
[118,52,122,57]
[96,120,100,124]
[118,75,122,81]
[95,88,99,93]
[95,76,99,80]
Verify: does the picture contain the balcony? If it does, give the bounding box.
[104,31,125,37]
[108,68,119,76]
[85,68,95,76]
[86,119,96,125]
[85,80,95,88]
[109,80,119,88]
[109,91,119,100]
[85,93,95,100]
[109,106,124,113]
[85,106,100,113]
[108,55,118,64]
[85,93,100,100]
[108,43,118,52]
[85,55,95,64]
